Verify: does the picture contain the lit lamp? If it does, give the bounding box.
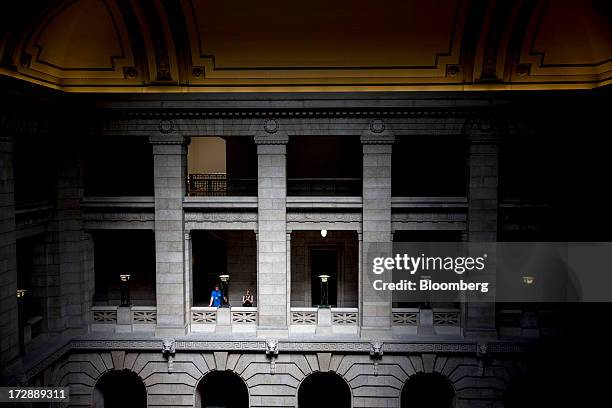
[17,289,27,355]
[219,274,230,307]
[522,276,535,285]
[318,274,330,308]
[119,274,131,306]
[320,229,327,238]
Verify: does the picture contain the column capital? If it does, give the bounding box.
[463,117,502,144]
[361,119,395,144]
[149,134,190,146]
[254,133,289,145]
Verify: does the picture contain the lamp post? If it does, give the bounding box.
[219,274,230,307]
[17,289,27,355]
[119,274,131,306]
[318,274,330,308]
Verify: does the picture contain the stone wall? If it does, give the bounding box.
[36,344,517,408]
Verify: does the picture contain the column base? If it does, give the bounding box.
[359,327,393,340]
[256,327,289,338]
[155,325,188,337]
[463,328,498,340]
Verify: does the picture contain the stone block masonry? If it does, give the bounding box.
[255,132,289,333]
[0,135,18,367]
[360,124,395,336]
[150,134,189,336]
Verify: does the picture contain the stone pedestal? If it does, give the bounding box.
[216,307,232,334]
[150,134,189,336]
[418,308,435,335]
[115,306,132,333]
[316,308,332,336]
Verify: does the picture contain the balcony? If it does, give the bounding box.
[91,306,157,333]
[187,173,256,197]
[191,307,257,334]
[287,178,361,196]
[392,308,461,336]
[289,307,359,335]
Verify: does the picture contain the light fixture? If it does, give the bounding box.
[120,274,131,306]
[219,274,231,307]
[16,289,27,299]
[318,275,330,308]
[522,276,535,285]
[320,229,327,238]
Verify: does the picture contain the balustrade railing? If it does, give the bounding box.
[287,178,361,196]
[187,173,257,196]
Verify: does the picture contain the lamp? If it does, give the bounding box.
[16,289,27,299]
[219,274,230,307]
[318,274,330,308]
[320,229,327,238]
[119,274,131,306]
[522,276,535,285]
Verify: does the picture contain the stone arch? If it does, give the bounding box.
[298,371,352,408]
[400,371,456,408]
[195,369,249,408]
[92,368,147,408]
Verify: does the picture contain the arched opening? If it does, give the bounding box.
[92,369,146,408]
[196,370,249,408]
[298,372,351,408]
[401,372,455,408]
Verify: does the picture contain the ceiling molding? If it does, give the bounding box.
[0,0,610,92]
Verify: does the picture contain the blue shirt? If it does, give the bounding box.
[211,290,223,307]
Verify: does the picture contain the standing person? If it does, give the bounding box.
[209,284,224,307]
[242,289,254,307]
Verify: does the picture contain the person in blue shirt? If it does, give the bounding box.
[209,284,225,307]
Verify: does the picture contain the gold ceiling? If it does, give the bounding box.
[0,0,611,92]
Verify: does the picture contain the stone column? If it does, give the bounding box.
[360,120,394,338]
[150,133,189,336]
[184,231,192,330]
[0,134,19,366]
[464,119,500,338]
[47,144,92,335]
[286,231,291,327]
[254,128,288,336]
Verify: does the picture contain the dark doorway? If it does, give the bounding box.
[93,370,147,408]
[192,232,227,306]
[310,248,338,307]
[93,230,155,306]
[196,370,249,408]
[401,372,455,408]
[298,372,351,408]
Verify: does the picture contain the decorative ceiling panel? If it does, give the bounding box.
[0,0,610,92]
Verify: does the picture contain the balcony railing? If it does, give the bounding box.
[289,307,359,335]
[288,178,361,196]
[187,173,256,196]
[191,306,258,333]
[91,305,157,333]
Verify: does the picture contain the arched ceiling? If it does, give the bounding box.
[1,0,611,92]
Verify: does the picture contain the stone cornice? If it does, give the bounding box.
[17,337,532,382]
